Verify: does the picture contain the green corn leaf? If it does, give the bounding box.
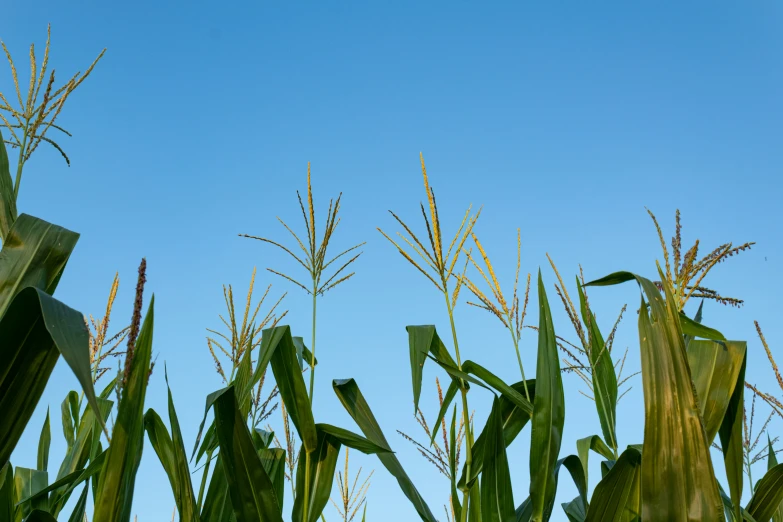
[21,510,57,522]
[480,396,515,522]
[585,269,723,521]
[679,311,725,341]
[0,286,101,469]
[93,297,155,522]
[687,340,746,444]
[66,485,89,522]
[16,450,106,509]
[406,325,462,413]
[562,496,586,522]
[575,435,615,494]
[293,428,342,522]
[258,326,317,453]
[0,129,17,240]
[60,392,78,449]
[259,449,286,511]
[576,280,619,453]
[333,378,437,522]
[459,379,536,491]
[315,424,391,454]
[766,437,783,522]
[14,468,47,521]
[37,410,50,473]
[0,462,14,521]
[199,455,235,522]
[746,464,783,522]
[529,271,565,522]
[430,378,460,446]
[144,409,198,522]
[292,336,318,369]
[449,406,462,522]
[584,447,642,522]
[0,214,79,313]
[515,456,585,522]
[212,385,283,522]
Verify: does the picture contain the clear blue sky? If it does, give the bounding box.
[5,1,782,520]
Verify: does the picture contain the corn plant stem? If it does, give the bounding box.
[745,450,754,493]
[197,451,213,511]
[505,322,531,403]
[443,289,474,522]
[304,283,318,522]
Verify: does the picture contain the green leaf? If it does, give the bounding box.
[0,462,14,521]
[93,297,155,522]
[766,437,783,522]
[37,410,50,473]
[562,496,586,522]
[459,379,536,491]
[259,448,286,511]
[333,378,437,522]
[406,325,461,413]
[292,336,318,369]
[679,311,725,341]
[259,326,317,452]
[60,391,78,449]
[14,468,48,521]
[315,424,391,454]
[747,464,783,522]
[17,450,106,509]
[576,280,618,452]
[0,128,17,240]
[576,435,615,494]
[586,269,724,520]
[0,214,79,314]
[293,428,341,522]
[21,510,57,522]
[584,447,642,522]
[0,286,101,469]
[67,485,89,522]
[480,397,515,522]
[450,406,462,522]
[687,340,746,444]
[199,455,235,522]
[212,385,283,522]
[529,271,565,522]
[514,456,585,522]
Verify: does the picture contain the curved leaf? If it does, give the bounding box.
[333,378,437,522]
[315,424,391,454]
[586,269,724,521]
[747,464,783,522]
[406,325,461,413]
[0,286,101,469]
[22,510,57,522]
[0,129,17,240]
[430,378,459,445]
[576,435,615,493]
[529,271,565,522]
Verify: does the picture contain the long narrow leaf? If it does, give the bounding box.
[292,428,341,522]
[529,271,565,522]
[746,464,783,522]
[333,378,437,522]
[480,397,515,522]
[584,447,642,522]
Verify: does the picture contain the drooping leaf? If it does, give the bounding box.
[679,311,725,342]
[213,385,283,522]
[406,325,462,413]
[746,464,783,522]
[430,378,460,445]
[480,397,515,522]
[315,424,391,454]
[0,286,102,469]
[292,428,341,522]
[333,378,437,522]
[586,269,724,521]
[584,447,642,522]
[529,271,565,522]
[0,214,79,313]
[37,410,50,473]
[577,280,618,452]
[576,435,615,494]
[93,297,155,522]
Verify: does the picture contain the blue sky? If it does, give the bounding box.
[4,1,783,520]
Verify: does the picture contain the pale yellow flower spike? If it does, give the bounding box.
[471,232,506,313]
[307,162,315,253]
[420,153,442,266]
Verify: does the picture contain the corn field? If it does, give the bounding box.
[1,24,782,522]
